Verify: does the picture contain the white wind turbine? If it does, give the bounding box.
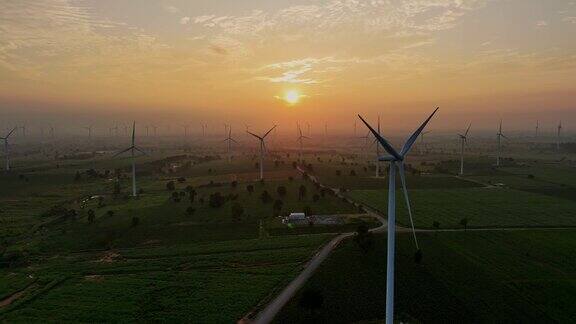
[297,124,311,161]
[84,125,93,138]
[496,120,508,167]
[114,122,145,197]
[358,107,438,324]
[247,125,277,180]
[535,120,539,139]
[223,126,238,163]
[458,123,471,175]
[1,127,17,171]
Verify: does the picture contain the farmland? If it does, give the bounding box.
[276,230,576,323]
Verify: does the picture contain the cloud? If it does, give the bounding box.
[563,16,576,23]
[180,16,191,25]
[163,4,180,14]
[536,20,548,27]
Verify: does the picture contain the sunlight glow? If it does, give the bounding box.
[284,90,301,105]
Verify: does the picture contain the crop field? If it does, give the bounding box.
[276,230,576,323]
[0,235,332,322]
[348,187,576,229]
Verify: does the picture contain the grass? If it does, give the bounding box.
[348,187,576,229]
[276,230,576,323]
[0,235,333,322]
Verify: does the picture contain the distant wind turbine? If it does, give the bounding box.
[1,127,17,171]
[535,120,539,139]
[496,120,508,167]
[557,121,562,152]
[358,107,438,324]
[297,124,311,161]
[181,124,190,137]
[458,123,471,175]
[247,125,277,180]
[223,127,238,163]
[84,125,93,138]
[114,122,146,197]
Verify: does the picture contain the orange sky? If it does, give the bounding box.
[0,0,575,131]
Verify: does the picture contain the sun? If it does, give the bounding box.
[284,90,301,105]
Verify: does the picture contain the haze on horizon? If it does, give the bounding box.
[0,0,575,131]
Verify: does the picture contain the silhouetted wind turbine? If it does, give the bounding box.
[247,125,277,180]
[114,122,145,197]
[458,123,471,175]
[535,120,539,139]
[1,127,17,171]
[297,124,311,161]
[84,125,93,138]
[557,121,562,152]
[496,120,508,167]
[358,107,438,324]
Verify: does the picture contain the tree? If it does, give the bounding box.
[298,289,324,313]
[312,194,320,202]
[186,207,195,216]
[246,184,254,195]
[414,249,423,264]
[298,185,307,201]
[460,218,469,231]
[185,185,194,193]
[277,186,287,197]
[87,209,95,224]
[304,206,312,216]
[166,181,175,191]
[107,210,114,217]
[171,191,180,202]
[209,192,226,207]
[177,177,186,183]
[260,190,272,203]
[97,196,104,207]
[131,216,139,227]
[335,170,342,176]
[231,180,238,189]
[349,170,357,176]
[74,171,81,181]
[354,223,375,253]
[433,221,440,236]
[273,199,283,213]
[231,203,244,222]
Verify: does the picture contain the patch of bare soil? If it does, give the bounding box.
[96,251,123,263]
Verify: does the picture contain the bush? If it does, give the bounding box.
[260,190,272,203]
[231,203,244,222]
[186,207,195,216]
[131,216,139,227]
[277,186,287,197]
[247,184,255,194]
[166,181,175,191]
[209,192,226,208]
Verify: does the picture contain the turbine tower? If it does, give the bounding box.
[535,120,539,139]
[114,122,145,197]
[247,125,277,180]
[84,125,93,138]
[181,124,190,137]
[297,124,311,161]
[223,127,238,163]
[458,123,471,175]
[1,127,17,171]
[557,121,562,152]
[358,107,438,324]
[496,120,508,167]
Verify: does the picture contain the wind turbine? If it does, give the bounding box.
[419,131,430,155]
[297,124,311,161]
[181,124,190,137]
[358,107,438,324]
[458,123,471,175]
[84,125,93,138]
[223,127,238,163]
[496,120,508,167]
[1,127,17,171]
[557,121,562,152]
[114,122,145,197]
[201,123,207,137]
[247,125,277,180]
[535,120,539,139]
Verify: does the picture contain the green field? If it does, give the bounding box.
[276,230,576,323]
[348,187,576,229]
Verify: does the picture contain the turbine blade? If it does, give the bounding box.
[399,107,439,157]
[246,131,262,140]
[464,123,471,137]
[114,146,134,157]
[398,163,419,250]
[132,121,136,146]
[357,115,401,160]
[5,127,17,138]
[134,146,147,156]
[263,125,277,138]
